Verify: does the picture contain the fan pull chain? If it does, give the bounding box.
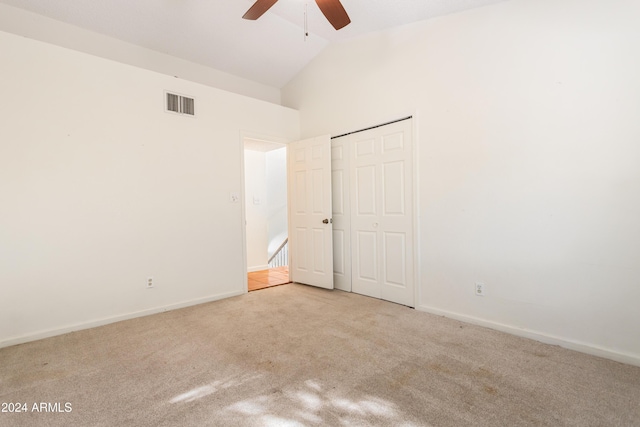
[304,2,308,41]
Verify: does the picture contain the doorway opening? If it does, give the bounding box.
[243,137,290,291]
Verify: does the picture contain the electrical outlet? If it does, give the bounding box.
[475,282,485,296]
[147,277,154,289]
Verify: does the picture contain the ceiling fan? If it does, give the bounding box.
[243,0,351,30]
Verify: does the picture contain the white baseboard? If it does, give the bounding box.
[417,304,640,368]
[247,264,269,272]
[0,290,245,349]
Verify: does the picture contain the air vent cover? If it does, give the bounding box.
[166,92,195,116]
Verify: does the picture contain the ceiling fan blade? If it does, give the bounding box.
[315,0,351,30]
[243,0,279,20]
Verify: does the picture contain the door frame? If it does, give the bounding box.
[239,131,290,293]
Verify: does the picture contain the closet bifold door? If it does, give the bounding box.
[331,135,352,292]
[349,119,414,307]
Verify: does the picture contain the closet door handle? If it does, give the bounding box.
[322,218,332,224]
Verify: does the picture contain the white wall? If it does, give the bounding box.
[0,3,281,104]
[244,149,269,271]
[283,0,640,365]
[0,30,299,346]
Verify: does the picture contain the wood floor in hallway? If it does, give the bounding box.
[247,266,290,291]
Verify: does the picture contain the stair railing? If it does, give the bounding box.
[268,238,288,268]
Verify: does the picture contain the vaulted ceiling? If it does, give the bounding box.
[0,0,508,88]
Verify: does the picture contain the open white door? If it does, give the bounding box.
[288,135,334,289]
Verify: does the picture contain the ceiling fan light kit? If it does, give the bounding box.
[243,0,351,30]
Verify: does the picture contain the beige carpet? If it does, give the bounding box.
[1,284,639,427]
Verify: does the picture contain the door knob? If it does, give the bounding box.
[322,218,332,224]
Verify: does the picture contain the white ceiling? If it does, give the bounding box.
[0,0,508,88]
